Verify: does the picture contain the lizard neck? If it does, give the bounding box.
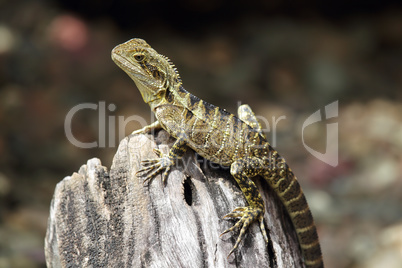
[148,85,180,111]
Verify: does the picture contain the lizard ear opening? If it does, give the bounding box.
[165,87,173,102]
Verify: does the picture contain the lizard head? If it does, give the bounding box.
[111,38,181,106]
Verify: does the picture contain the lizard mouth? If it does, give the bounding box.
[112,52,154,87]
[111,52,146,80]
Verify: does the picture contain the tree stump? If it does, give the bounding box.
[45,130,303,267]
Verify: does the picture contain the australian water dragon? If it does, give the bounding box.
[111,38,323,268]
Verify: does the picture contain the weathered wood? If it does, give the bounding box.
[45,130,303,267]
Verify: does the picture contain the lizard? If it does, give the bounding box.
[111,38,324,268]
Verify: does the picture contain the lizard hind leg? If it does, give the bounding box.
[237,104,266,139]
[221,157,269,256]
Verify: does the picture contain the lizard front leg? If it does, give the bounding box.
[221,157,269,256]
[132,120,162,135]
[137,137,187,185]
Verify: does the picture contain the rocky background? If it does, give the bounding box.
[0,1,401,267]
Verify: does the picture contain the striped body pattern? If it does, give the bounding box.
[111,38,323,267]
[156,85,265,166]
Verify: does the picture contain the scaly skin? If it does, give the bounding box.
[111,38,324,268]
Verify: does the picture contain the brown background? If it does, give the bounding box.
[0,1,401,267]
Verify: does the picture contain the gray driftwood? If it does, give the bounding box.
[45,130,303,267]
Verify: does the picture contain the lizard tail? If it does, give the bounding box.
[267,171,324,268]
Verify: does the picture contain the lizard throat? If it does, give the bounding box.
[111,52,165,105]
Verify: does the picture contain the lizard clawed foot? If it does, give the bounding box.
[220,206,268,257]
[136,148,174,185]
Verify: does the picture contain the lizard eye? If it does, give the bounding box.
[133,54,145,62]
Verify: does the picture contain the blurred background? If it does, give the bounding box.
[0,0,402,267]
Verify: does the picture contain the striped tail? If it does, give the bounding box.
[267,170,324,268]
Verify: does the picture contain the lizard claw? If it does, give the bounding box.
[153,148,163,157]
